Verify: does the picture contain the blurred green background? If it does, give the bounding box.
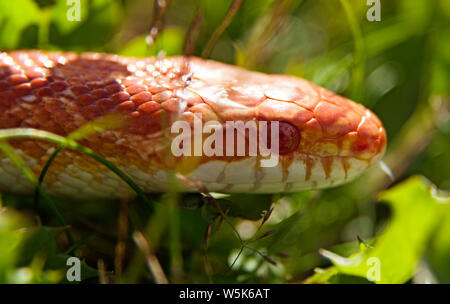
[0,0,449,284]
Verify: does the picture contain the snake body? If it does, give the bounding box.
[0,51,386,199]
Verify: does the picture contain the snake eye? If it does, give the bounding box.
[278,122,300,155]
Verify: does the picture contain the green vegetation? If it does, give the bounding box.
[0,0,449,283]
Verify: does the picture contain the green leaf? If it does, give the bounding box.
[310,176,449,284]
[51,0,89,35]
[16,226,65,266]
[0,0,41,48]
[0,209,28,279]
[17,225,98,282]
[303,267,338,284]
[49,0,121,50]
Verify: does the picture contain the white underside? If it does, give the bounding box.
[0,147,372,200]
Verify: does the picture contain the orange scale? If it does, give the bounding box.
[81,105,102,120]
[300,118,323,150]
[126,84,147,96]
[128,111,155,135]
[179,111,195,125]
[256,99,314,126]
[70,85,89,96]
[309,139,339,157]
[0,81,9,92]
[44,120,64,135]
[7,75,28,85]
[105,83,123,94]
[21,118,39,128]
[122,77,138,87]
[91,89,109,99]
[96,98,114,111]
[313,101,359,138]
[116,101,136,113]
[50,81,68,92]
[264,86,303,102]
[5,67,21,75]
[36,87,54,98]
[292,96,320,111]
[188,103,219,122]
[149,110,166,132]
[2,114,21,128]
[131,91,152,105]
[354,117,383,159]
[12,83,32,97]
[183,89,203,107]
[76,94,95,107]
[137,101,160,114]
[152,90,172,102]
[8,106,28,121]
[111,91,130,104]
[66,77,85,86]
[62,121,78,133]
[63,101,80,116]
[86,82,106,90]
[84,74,101,82]
[161,98,180,112]
[53,109,71,125]
[0,92,16,107]
[24,69,45,80]
[43,98,63,112]
[30,78,49,89]
[337,131,358,156]
[34,108,51,125]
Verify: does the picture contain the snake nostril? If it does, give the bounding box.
[278,122,300,155]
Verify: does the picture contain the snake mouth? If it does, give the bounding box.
[177,152,378,193]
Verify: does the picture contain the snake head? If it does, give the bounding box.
[179,57,387,192]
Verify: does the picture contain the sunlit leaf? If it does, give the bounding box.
[0,0,40,48]
[309,176,449,284]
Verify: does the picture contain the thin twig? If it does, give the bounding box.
[146,0,171,48]
[245,245,277,266]
[97,259,108,284]
[183,11,204,56]
[133,231,169,284]
[114,195,130,280]
[241,0,298,68]
[202,0,244,58]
